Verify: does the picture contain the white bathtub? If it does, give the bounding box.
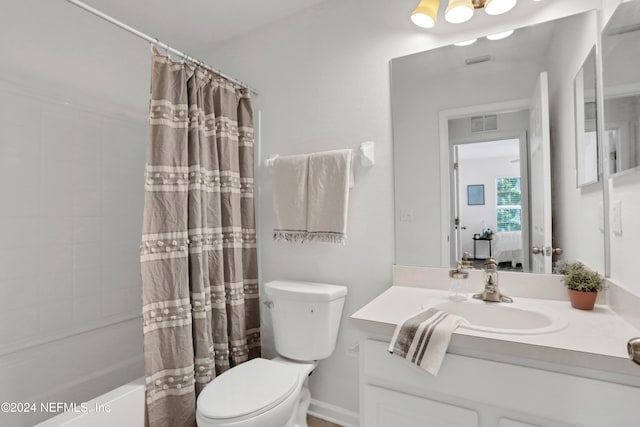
[35,378,145,427]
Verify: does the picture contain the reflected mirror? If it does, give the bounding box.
[574,46,599,186]
[393,11,605,275]
[602,1,640,176]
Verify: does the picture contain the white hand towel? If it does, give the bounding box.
[272,154,309,243]
[307,149,352,244]
[388,308,465,376]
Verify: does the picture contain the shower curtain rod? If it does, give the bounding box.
[65,0,259,96]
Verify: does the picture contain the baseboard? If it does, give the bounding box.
[308,398,359,427]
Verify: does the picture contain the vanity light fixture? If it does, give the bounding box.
[412,0,520,28]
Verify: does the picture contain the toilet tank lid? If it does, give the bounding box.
[265,280,348,302]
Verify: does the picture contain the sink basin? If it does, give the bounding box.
[431,300,568,335]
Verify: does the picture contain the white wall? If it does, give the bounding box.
[547,11,606,274]
[200,0,602,418]
[0,2,149,425]
[609,172,640,292]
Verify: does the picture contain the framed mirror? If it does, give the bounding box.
[602,1,640,176]
[574,46,599,187]
[392,10,605,275]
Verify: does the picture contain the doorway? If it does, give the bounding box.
[453,138,527,272]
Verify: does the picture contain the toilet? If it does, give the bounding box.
[196,280,348,427]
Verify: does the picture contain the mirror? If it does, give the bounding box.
[574,46,599,186]
[393,11,605,274]
[602,0,640,293]
[602,1,640,176]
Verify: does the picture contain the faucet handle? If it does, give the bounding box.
[449,263,469,279]
[461,252,474,269]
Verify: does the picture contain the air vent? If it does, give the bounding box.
[465,55,491,65]
[470,114,498,133]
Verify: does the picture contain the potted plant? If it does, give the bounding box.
[554,261,605,310]
[481,227,494,239]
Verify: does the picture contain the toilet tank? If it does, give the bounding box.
[265,280,348,361]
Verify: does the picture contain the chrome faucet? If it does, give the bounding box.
[473,258,513,303]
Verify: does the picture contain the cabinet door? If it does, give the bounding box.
[363,385,478,427]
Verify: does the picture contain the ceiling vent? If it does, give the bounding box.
[470,114,498,132]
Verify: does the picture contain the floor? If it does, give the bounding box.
[307,415,342,427]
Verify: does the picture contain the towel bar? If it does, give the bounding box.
[264,141,375,168]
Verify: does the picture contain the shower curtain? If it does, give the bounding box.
[140,50,260,427]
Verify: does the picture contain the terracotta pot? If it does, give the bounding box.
[567,289,598,310]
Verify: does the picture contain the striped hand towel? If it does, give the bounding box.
[388,308,465,376]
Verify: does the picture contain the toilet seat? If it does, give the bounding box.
[197,358,299,421]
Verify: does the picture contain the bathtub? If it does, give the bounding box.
[35,378,144,426]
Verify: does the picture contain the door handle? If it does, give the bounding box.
[532,247,562,255]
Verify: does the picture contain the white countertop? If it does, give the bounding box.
[350,285,640,385]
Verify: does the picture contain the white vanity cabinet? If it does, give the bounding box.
[360,339,640,427]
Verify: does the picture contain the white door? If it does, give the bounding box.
[451,145,462,264]
[518,132,532,273]
[528,72,553,273]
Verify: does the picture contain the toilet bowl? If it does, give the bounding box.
[196,358,315,427]
[196,280,348,427]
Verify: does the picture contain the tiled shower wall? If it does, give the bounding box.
[0,79,147,426]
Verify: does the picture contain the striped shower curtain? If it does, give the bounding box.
[140,50,260,427]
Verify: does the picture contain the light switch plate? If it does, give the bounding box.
[399,209,414,222]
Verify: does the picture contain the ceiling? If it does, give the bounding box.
[0,0,597,118]
[84,0,333,51]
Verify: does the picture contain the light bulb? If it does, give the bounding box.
[484,0,517,15]
[411,0,439,29]
[486,29,514,40]
[454,38,478,46]
[445,0,474,24]
[411,12,436,28]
